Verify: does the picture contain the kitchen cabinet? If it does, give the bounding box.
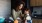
[32,19,42,23]
[30,0,42,6]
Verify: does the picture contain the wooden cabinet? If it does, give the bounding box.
[32,19,42,23]
[30,0,42,6]
[39,19,42,23]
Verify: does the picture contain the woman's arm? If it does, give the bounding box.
[12,9,16,20]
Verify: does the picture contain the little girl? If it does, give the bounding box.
[23,8,32,23]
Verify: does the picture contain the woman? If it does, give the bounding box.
[12,1,25,20]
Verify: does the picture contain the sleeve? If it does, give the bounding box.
[19,10,22,16]
[20,10,22,15]
[12,9,16,20]
[20,11,24,17]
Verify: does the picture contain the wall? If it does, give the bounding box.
[0,0,11,18]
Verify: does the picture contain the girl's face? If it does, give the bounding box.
[24,11,29,14]
[18,4,23,10]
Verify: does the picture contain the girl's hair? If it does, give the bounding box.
[24,8,30,11]
[23,8,31,16]
[22,8,30,14]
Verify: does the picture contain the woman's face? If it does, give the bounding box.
[18,4,23,10]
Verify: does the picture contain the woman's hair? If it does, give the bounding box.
[14,1,25,9]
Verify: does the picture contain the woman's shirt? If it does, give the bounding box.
[12,9,22,20]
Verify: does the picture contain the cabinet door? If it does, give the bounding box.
[30,0,36,6]
[30,0,42,6]
[32,19,39,23]
[39,20,42,23]
[35,0,42,6]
